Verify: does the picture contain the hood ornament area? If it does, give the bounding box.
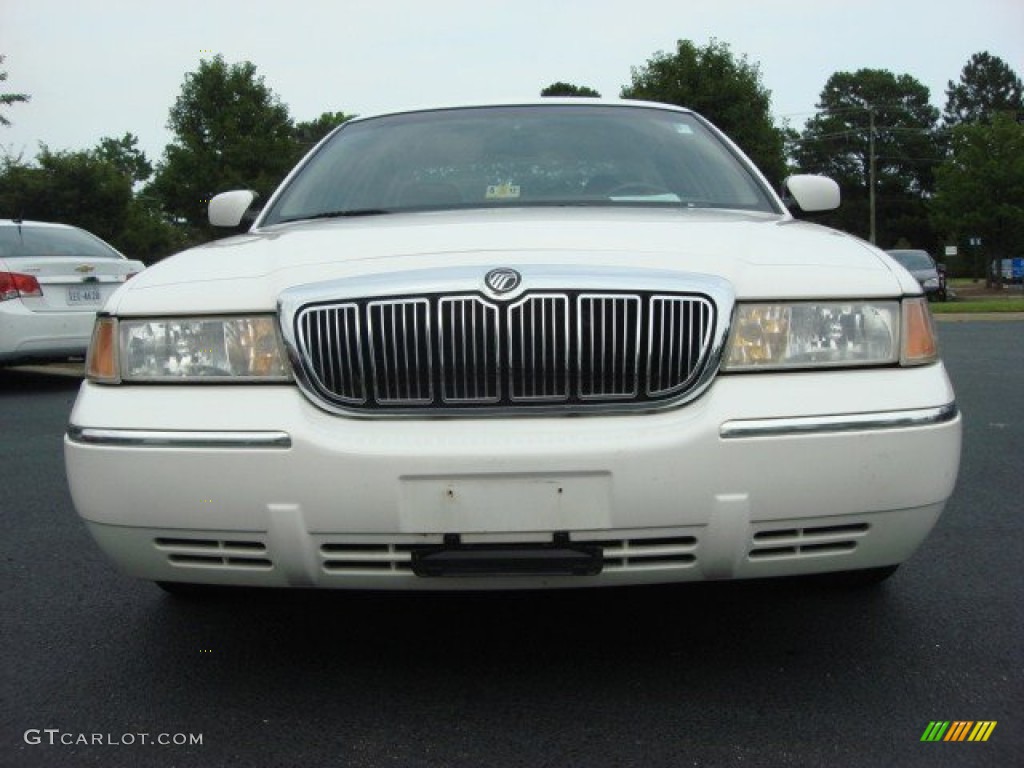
[483,268,522,295]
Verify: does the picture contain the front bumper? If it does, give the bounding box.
[65,365,961,590]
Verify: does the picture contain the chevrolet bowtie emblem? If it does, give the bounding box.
[74,264,96,273]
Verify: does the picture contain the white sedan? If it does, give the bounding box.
[1,220,143,364]
[64,101,961,593]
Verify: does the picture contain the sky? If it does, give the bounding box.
[1,0,1022,166]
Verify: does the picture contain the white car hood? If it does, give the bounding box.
[108,208,915,315]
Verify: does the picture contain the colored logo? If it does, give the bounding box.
[920,721,997,742]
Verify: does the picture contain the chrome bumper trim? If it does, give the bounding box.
[719,402,958,439]
[67,426,292,449]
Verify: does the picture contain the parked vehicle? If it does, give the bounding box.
[1,220,144,365]
[65,102,961,593]
[993,258,1024,284]
[886,249,947,301]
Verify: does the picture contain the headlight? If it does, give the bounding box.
[723,300,915,371]
[923,277,940,288]
[87,316,291,383]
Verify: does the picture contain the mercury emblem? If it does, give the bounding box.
[484,268,522,295]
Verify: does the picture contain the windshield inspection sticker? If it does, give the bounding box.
[486,182,521,199]
[920,721,997,742]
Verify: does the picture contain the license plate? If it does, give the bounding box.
[399,472,611,532]
[67,286,103,305]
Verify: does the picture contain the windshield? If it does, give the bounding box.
[888,250,935,271]
[0,225,122,259]
[261,105,779,225]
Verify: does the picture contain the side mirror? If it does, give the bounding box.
[783,175,840,213]
[209,190,259,228]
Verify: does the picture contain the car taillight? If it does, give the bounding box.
[0,271,43,301]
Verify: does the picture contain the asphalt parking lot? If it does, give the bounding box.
[0,320,1021,768]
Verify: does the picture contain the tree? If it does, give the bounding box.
[96,132,153,185]
[292,110,355,161]
[540,82,601,98]
[620,39,787,184]
[944,52,1023,127]
[0,54,29,127]
[0,146,132,239]
[0,143,184,264]
[792,69,941,247]
[148,56,296,235]
[931,114,1024,286]
[117,193,189,263]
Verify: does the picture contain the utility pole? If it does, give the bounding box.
[868,105,876,245]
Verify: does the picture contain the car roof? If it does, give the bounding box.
[0,219,81,230]
[886,249,934,259]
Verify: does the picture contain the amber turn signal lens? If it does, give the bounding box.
[901,298,938,365]
[85,317,119,382]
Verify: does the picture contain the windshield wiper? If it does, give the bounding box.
[277,209,393,224]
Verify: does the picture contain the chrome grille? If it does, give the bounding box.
[578,295,641,399]
[368,299,431,404]
[509,295,570,401]
[648,296,714,396]
[292,290,716,413]
[440,297,500,403]
[298,304,364,403]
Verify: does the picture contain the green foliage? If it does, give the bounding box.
[792,69,941,248]
[931,297,1024,313]
[540,82,601,98]
[96,132,153,184]
[931,114,1024,283]
[0,146,132,238]
[0,54,30,127]
[292,111,356,161]
[117,193,189,262]
[944,52,1024,126]
[620,39,787,185]
[0,144,183,264]
[148,56,296,237]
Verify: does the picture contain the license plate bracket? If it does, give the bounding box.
[411,540,603,577]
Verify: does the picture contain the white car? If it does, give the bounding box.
[1,220,144,364]
[64,102,961,593]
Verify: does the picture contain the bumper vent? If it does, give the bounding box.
[154,537,273,570]
[318,532,699,575]
[748,523,869,560]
